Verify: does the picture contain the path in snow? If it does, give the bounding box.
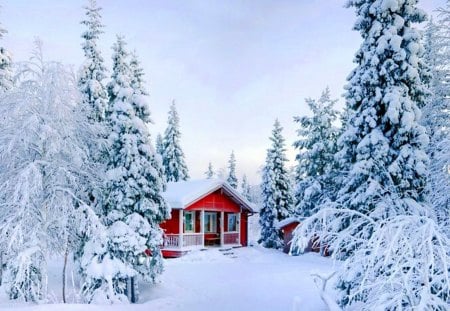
[141,246,335,311]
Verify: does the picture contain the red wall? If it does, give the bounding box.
[240,213,248,246]
[281,222,300,254]
[160,209,180,234]
[186,190,241,213]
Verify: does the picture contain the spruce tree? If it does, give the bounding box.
[336,0,429,219]
[155,134,164,157]
[83,36,170,302]
[226,151,238,189]
[76,0,110,295]
[205,162,214,179]
[293,88,339,217]
[241,174,252,202]
[334,0,430,306]
[258,120,294,249]
[78,0,108,123]
[161,102,189,182]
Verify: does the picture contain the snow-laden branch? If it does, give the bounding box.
[291,207,450,309]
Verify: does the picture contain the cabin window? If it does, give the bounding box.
[204,212,217,233]
[227,213,238,232]
[184,211,195,233]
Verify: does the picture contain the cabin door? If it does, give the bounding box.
[204,211,220,246]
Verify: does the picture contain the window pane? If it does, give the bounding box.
[204,213,217,233]
[228,214,237,232]
[185,212,194,232]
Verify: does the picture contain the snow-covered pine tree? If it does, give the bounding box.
[293,87,339,217]
[337,0,429,222]
[82,36,170,303]
[161,102,189,182]
[155,133,164,157]
[422,12,450,228]
[334,0,431,306]
[205,162,214,179]
[258,120,294,249]
[226,151,238,189]
[75,0,110,291]
[241,174,252,202]
[0,40,93,302]
[292,0,433,308]
[126,50,169,287]
[0,16,12,93]
[78,0,108,123]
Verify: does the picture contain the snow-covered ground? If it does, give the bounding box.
[0,246,335,311]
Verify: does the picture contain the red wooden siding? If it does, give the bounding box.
[240,213,248,246]
[281,222,299,254]
[160,209,180,234]
[186,190,241,213]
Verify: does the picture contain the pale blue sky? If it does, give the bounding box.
[1,0,445,183]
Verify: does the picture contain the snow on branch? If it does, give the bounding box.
[290,206,376,259]
[291,207,450,309]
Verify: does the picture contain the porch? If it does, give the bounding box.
[163,210,241,250]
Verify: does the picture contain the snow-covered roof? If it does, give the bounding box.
[163,179,255,212]
[276,217,301,229]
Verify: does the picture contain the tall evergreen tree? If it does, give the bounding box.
[155,133,164,157]
[259,120,294,249]
[333,0,430,307]
[241,174,252,202]
[293,88,339,217]
[226,151,238,189]
[75,3,112,300]
[336,0,429,219]
[82,36,170,302]
[161,102,189,182]
[205,162,214,179]
[78,0,108,123]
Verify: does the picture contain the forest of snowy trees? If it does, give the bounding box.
[0,0,174,303]
[286,0,450,309]
[0,0,448,310]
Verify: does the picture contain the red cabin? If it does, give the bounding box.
[160,179,255,258]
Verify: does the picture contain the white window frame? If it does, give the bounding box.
[204,212,217,233]
[184,211,195,233]
[227,213,238,232]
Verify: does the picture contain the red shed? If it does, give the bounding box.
[276,217,301,254]
[160,179,255,258]
[277,217,330,256]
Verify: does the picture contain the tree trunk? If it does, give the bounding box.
[62,245,69,303]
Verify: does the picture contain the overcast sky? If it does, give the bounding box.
[2,0,445,184]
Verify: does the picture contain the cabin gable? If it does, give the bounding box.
[185,190,241,213]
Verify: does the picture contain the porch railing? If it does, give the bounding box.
[164,232,239,248]
[223,232,239,245]
[164,233,203,248]
[164,234,180,248]
[183,233,203,247]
